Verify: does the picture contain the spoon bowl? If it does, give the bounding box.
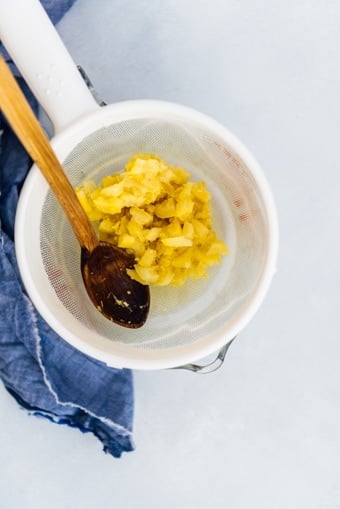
[81,242,149,327]
[0,55,150,328]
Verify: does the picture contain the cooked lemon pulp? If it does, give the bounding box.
[76,153,229,286]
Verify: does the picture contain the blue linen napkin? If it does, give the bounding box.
[0,0,135,458]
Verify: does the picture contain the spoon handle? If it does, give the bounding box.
[0,56,98,252]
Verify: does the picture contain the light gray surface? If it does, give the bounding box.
[1,1,340,507]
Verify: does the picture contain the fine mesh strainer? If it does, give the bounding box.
[0,0,278,370]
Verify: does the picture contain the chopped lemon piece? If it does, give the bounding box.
[161,237,193,248]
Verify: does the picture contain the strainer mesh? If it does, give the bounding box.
[40,118,267,349]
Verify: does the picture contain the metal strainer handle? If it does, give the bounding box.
[175,338,236,373]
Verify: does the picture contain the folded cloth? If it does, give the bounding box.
[0,0,134,458]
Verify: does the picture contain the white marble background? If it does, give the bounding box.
[1,1,339,508]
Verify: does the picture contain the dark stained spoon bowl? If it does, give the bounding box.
[81,242,150,327]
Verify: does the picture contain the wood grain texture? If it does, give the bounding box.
[0,55,98,252]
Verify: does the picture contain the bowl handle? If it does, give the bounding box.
[0,0,99,134]
[174,339,236,374]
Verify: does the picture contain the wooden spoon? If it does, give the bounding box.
[0,55,150,328]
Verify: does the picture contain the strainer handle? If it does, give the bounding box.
[175,339,236,374]
[0,0,99,133]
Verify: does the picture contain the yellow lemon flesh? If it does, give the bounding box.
[76,153,229,286]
